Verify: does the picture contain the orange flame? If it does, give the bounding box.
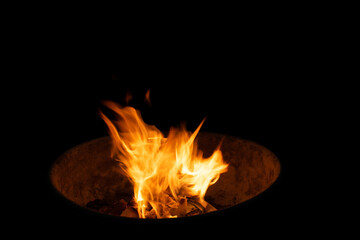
[144,89,151,106]
[99,101,228,218]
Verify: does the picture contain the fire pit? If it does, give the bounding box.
[50,98,280,219]
[50,132,280,218]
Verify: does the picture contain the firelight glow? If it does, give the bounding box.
[99,101,228,218]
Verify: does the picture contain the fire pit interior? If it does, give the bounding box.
[50,132,280,218]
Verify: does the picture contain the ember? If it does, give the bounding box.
[98,101,228,218]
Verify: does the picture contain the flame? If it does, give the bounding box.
[99,101,228,218]
[144,89,151,106]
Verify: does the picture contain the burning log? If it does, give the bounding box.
[175,196,187,216]
[121,206,138,218]
[204,201,217,213]
[86,196,217,218]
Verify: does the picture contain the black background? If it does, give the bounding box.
[20,24,330,235]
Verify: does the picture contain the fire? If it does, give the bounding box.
[99,100,228,218]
